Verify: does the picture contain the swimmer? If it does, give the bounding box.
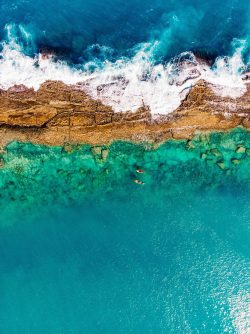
[136,169,145,174]
[134,179,144,185]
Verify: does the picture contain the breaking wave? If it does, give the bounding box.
[0,22,249,116]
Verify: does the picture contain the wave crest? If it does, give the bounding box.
[0,25,249,116]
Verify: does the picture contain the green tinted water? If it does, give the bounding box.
[0,128,249,333]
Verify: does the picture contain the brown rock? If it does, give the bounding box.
[0,79,248,146]
[70,89,89,103]
[95,112,113,125]
[70,113,95,127]
[37,81,71,102]
[0,106,57,127]
[7,85,36,100]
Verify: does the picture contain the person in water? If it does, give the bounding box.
[134,179,144,185]
[136,169,145,174]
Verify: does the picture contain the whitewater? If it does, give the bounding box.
[0,0,250,116]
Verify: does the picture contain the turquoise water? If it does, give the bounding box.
[0,129,249,333]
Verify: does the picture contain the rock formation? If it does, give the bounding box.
[0,80,249,146]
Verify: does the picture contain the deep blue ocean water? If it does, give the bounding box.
[0,0,250,63]
[0,130,249,333]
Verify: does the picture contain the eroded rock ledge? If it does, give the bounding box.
[0,80,249,146]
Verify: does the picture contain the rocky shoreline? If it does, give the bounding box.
[0,79,249,146]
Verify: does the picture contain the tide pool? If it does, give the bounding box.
[0,129,249,333]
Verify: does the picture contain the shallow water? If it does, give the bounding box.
[0,129,249,333]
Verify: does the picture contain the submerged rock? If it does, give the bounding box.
[231,158,241,165]
[210,148,222,157]
[62,144,74,154]
[186,140,195,150]
[200,153,207,159]
[217,161,226,170]
[236,146,246,154]
[101,149,109,161]
[0,128,249,208]
[92,147,102,156]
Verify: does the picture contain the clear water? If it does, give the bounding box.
[0,2,249,332]
[0,129,249,333]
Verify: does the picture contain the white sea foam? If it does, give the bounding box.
[0,28,249,116]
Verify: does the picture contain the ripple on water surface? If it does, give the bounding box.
[0,129,249,333]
